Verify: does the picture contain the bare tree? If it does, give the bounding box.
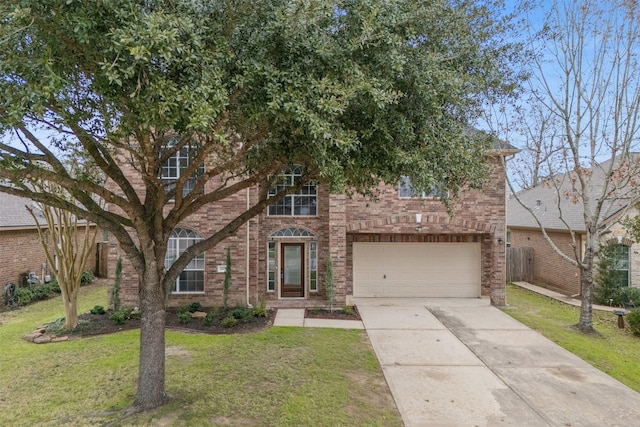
[508,0,640,332]
[27,186,97,330]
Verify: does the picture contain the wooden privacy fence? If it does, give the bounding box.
[95,242,108,278]
[506,247,533,283]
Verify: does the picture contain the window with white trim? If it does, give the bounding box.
[611,244,630,287]
[268,166,317,216]
[309,241,318,292]
[398,176,446,199]
[267,241,276,292]
[161,137,204,198]
[165,228,204,293]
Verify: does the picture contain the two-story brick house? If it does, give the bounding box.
[109,144,516,309]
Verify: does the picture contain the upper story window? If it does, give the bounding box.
[398,176,447,199]
[268,166,317,216]
[165,228,205,293]
[161,138,204,198]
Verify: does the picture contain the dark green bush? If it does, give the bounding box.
[110,308,132,325]
[81,270,94,285]
[178,311,191,324]
[177,304,191,315]
[627,308,640,336]
[203,312,215,326]
[90,305,106,315]
[188,302,202,313]
[230,307,252,322]
[221,316,238,328]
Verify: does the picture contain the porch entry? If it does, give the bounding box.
[281,243,304,297]
[268,227,318,298]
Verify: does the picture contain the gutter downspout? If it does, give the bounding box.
[246,187,253,308]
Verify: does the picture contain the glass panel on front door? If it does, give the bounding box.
[281,243,304,297]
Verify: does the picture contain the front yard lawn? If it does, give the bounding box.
[0,283,401,426]
[502,283,640,392]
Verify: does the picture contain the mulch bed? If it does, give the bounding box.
[304,305,361,321]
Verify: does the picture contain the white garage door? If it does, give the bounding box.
[353,242,481,298]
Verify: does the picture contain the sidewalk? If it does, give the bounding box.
[512,281,619,312]
[272,308,364,329]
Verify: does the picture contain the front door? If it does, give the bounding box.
[281,243,304,297]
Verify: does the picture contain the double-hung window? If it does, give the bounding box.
[398,176,446,199]
[268,166,317,216]
[611,244,630,287]
[161,138,204,198]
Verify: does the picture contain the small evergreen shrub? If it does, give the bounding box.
[203,312,216,326]
[90,305,106,315]
[111,258,122,311]
[342,305,354,316]
[230,307,252,322]
[221,316,238,328]
[81,270,94,285]
[177,304,191,315]
[188,302,202,313]
[178,311,191,324]
[110,308,132,325]
[252,299,267,317]
[627,308,640,336]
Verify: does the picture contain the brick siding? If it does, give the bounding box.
[1,227,97,287]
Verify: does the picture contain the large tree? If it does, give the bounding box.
[0,0,521,410]
[506,0,640,332]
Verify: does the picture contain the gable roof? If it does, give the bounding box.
[0,192,45,230]
[507,155,640,233]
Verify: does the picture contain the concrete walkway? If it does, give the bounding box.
[512,281,621,312]
[272,308,364,329]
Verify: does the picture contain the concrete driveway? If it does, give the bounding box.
[354,298,640,427]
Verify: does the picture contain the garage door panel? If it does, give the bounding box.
[353,242,480,298]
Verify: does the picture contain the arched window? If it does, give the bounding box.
[165,228,204,293]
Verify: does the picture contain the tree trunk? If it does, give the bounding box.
[61,288,79,330]
[134,260,168,410]
[576,242,596,333]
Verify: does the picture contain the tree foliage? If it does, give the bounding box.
[0,0,522,411]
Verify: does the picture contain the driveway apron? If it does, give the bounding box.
[354,298,640,427]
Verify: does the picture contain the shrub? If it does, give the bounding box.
[188,302,202,313]
[178,311,192,324]
[221,316,238,328]
[81,270,94,285]
[627,308,640,336]
[111,258,122,311]
[110,308,132,325]
[17,287,33,306]
[90,305,106,315]
[177,304,191,315]
[252,299,267,317]
[203,312,216,326]
[230,307,252,322]
[342,305,354,316]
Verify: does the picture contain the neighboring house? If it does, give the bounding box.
[0,192,97,287]
[109,142,518,309]
[507,157,640,296]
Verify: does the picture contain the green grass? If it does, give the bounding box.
[502,283,640,392]
[0,283,401,426]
